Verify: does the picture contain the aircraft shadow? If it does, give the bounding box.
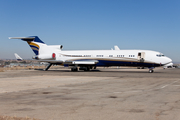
[34,69,162,73]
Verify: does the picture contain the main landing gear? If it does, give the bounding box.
[45,63,53,71]
[71,67,78,71]
[71,66,95,72]
[71,67,90,71]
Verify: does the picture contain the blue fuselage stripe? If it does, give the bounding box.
[68,59,160,67]
[96,60,160,67]
[30,45,39,50]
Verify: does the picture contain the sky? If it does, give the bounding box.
[0,0,180,62]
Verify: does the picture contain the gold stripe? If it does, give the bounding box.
[65,58,154,64]
[27,42,39,49]
[31,47,39,51]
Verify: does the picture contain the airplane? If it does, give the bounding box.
[14,53,23,61]
[14,53,48,65]
[9,36,173,73]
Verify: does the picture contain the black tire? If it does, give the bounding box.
[71,67,78,72]
[149,69,154,73]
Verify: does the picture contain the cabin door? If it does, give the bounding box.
[138,52,145,62]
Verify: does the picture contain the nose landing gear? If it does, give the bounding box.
[148,67,154,73]
[149,69,154,73]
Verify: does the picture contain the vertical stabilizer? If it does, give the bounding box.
[14,53,23,61]
[114,45,120,50]
[9,36,46,55]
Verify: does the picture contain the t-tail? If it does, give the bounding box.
[9,36,63,60]
[9,36,45,55]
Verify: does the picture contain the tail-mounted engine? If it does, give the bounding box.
[33,53,56,60]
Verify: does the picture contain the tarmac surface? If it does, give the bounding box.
[0,67,180,120]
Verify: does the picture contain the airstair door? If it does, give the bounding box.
[138,52,145,62]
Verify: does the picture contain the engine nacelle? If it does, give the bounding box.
[164,62,173,68]
[47,45,63,50]
[33,53,56,60]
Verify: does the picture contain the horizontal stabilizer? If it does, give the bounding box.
[9,36,45,44]
[9,37,35,41]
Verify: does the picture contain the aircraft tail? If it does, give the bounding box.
[9,36,46,55]
[114,45,120,50]
[14,53,23,61]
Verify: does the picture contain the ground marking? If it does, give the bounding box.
[160,80,179,89]
[113,92,122,94]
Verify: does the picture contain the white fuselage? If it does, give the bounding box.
[39,49,172,67]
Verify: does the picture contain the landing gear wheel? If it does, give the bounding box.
[149,69,154,73]
[84,67,90,71]
[71,67,78,72]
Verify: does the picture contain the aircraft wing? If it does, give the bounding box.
[38,59,98,66]
[64,60,99,65]
[38,60,63,64]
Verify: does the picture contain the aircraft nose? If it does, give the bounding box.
[167,57,172,63]
[163,57,173,67]
[164,57,173,65]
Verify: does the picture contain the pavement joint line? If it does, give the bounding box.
[130,91,142,92]
[112,90,142,94]
[161,85,169,89]
[71,91,143,95]
[113,92,122,93]
[160,80,179,89]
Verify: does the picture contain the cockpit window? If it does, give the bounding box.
[156,54,165,57]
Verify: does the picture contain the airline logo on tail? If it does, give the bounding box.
[27,41,40,55]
